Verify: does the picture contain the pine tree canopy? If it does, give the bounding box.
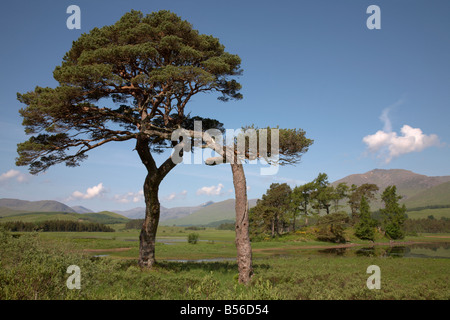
[16,10,242,174]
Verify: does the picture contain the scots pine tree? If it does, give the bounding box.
[380,186,407,240]
[16,10,242,268]
[354,196,377,241]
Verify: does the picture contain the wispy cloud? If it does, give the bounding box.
[0,169,30,184]
[196,183,225,196]
[113,190,144,204]
[163,190,188,202]
[379,98,404,132]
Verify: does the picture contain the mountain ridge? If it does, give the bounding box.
[0,198,76,213]
[1,169,448,226]
[332,169,450,200]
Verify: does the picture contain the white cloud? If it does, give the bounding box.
[196,183,224,196]
[363,125,440,163]
[163,190,188,202]
[70,183,106,200]
[113,190,144,204]
[0,169,29,183]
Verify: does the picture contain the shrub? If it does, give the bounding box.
[187,233,199,244]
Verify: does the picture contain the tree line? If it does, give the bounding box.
[249,173,408,242]
[0,220,115,232]
[403,217,450,234]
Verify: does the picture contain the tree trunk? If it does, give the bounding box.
[138,173,160,268]
[136,137,176,268]
[231,162,253,285]
[271,219,275,238]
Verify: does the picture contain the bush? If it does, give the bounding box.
[316,212,350,243]
[384,223,405,240]
[187,233,199,244]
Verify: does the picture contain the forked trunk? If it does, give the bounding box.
[136,137,176,268]
[231,162,253,284]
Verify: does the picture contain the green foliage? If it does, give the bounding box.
[348,183,379,222]
[185,226,205,231]
[240,125,314,166]
[310,173,333,215]
[188,233,199,244]
[381,186,407,240]
[16,10,242,174]
[315,212,350,243]
[403,217,450,233]
[354,196,377,241]
[249,183,292,238]
[216,222,235,231]
[1,228,449,300]
[290,181,316,223]
[0,220,114,232]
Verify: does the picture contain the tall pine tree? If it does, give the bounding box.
[380,186,407,240]
[354,196,377,241]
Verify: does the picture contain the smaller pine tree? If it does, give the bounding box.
[380,186,407,240]
[354,196,377,241]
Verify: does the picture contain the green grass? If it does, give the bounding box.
[406,207,450,220]
[2,226,449,300]
[1,228,448,300]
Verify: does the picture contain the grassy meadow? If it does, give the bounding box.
[1,225,449,300]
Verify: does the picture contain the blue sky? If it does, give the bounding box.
[0,0,449,211]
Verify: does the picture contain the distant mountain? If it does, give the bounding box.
[71,205,94,214]
[0,198,76,213]
[331,169,450,211]
[115,200,215,221]
[332,169,450,201]
[161,198,258,226]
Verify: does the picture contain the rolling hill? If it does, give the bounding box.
[0,198,76,213]
[161,199,257,226]
[0,198,130,224]
[0,210,129,224]
[403,181,450,208]
[2,169,448,226]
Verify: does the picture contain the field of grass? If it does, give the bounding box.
[406,207,450,220]
[1,225,449,300]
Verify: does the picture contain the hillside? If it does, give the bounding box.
[82,211,129,224]
[71,206,94,214]
[0,198,76,213]
[116,201,214,220]
[0,207,129,225]
[332,169,450,209]
[0,206,32,217]
[403,181,450,208]
[161,199,257,226]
